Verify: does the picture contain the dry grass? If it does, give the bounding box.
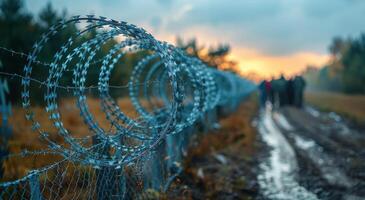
[2,95,259,199]
[187,96,258,157]
[1,97,168,199]
[305,91,365,125]
[2,97,143,181]
[168,95,259,199]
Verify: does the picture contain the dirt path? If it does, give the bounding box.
[257,105,365,200]
[167,100,365,200]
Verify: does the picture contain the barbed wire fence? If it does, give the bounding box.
[0,15,256,199]
[0,63,11,181]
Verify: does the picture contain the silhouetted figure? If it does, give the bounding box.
[293,76,306,107]
[271,78,282,107]
[271,79,280,107]
[268,78,274,104]
[276,75,288,107]
[265,80,272,105]
[287,78,294,105]
[258,80,268,108]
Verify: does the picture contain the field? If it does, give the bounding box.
[305,91,365,125]
[2,97,147,181]
[2,95,259,198]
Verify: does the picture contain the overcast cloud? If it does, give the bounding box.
[26,0,365,55]
[25,0,365,77]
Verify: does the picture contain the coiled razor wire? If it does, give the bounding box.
[0,15,256,199]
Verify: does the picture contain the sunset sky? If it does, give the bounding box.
[26,0,365,79]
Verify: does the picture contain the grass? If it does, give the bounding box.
[167,94,259,199]
[305,91,365,125]
[1,97,171,198]
[2,95,259,199]
[1,97,146,181]
[187,95,258,156]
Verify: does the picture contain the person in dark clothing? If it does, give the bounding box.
[287,78,294,105]
[258,80,268,108]
[261,75,306,109]
[293,75,306,107]
[276,75,288,107]
[265,80,272,105]
[268,77,275,104]
[270,79,277,106]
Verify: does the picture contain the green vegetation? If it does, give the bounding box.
[306,91,365,125]
[303,34,365,94]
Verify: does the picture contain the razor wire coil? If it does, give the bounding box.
[0,15,256,199]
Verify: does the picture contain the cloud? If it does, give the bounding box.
[172,4,192,21]
[25,0,365,77]
[26,0,365,55]
[164,0,364,54]
[156,0,173,7]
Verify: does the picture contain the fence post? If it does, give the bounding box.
[92,136,126,199]
[207,108,220,130]
[143,140,165,191]
[0,79,11,179]
[199,107,219,133]
[29,171,42,200]
[166,134,180,172]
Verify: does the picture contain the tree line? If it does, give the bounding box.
[303,34,365,94]
[0,0,237,104]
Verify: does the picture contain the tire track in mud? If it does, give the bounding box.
[257,105,318,200]
[259,106,365,200]
[257,104,365,199]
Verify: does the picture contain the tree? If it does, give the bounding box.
[341,34,365,93]
[0,0,38,103]
[303,34,365,94]
[175,36,237,71]
[39,3,61,28]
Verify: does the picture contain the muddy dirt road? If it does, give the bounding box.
[169,102,365,200]
[257,105,365,200]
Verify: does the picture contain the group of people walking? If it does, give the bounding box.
[259,75,306,108]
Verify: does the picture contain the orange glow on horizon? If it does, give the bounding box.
[228,47,329,80]
[149,27,329,81]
